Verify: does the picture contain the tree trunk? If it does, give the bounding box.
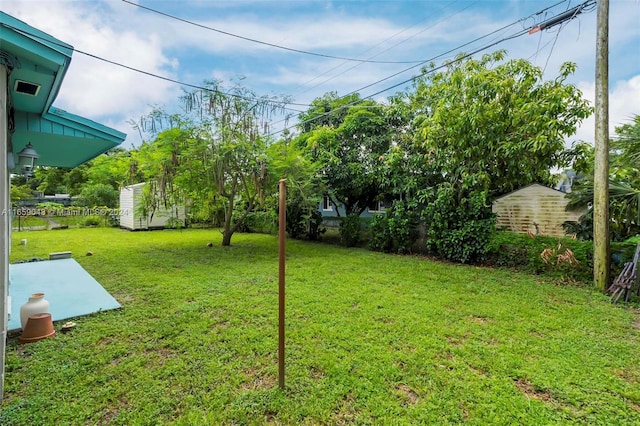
[222,230,232,246]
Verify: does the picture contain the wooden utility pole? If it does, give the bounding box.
[593,0,610,291]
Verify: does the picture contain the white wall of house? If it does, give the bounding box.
[1,65,10,399]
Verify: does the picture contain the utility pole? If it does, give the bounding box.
[593,0,610,291]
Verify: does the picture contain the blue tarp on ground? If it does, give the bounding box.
[8,258,121,331]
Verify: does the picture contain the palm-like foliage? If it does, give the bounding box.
[565,115,640,240]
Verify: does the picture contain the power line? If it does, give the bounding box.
[121,0,445,65]
[346,0,581,100]
[288,0,480,100]
[267,10,533,131]
[0,21,309,112]
[270,0,595,137]
[3,0,589,138]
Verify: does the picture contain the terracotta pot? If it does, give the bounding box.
[19,313,56,344]
[20,292,50,330]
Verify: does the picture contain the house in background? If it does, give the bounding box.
[492,183,586,237]
[119,182,187,230]
[319,195,386,226]
[1,12,126,400]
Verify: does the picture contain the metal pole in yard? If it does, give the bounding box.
[278,179,286,389]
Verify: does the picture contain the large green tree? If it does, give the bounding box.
[406,50,592,198]
[385,51,592,262]
[296,93,392,217]
[295,93,394,246]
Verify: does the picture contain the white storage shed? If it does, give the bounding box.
[119,183,186,230]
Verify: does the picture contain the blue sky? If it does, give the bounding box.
[3,0,639,148]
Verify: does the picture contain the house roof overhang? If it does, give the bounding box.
[1,11,126,168]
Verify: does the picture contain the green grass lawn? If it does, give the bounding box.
[2,228,639,425]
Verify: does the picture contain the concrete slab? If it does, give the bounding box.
[8,258,121,331]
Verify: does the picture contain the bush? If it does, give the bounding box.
[244,211,277,234]
[81,216,102,227]
[485,231,639,283]
[285,203,326,240]
[486,231,591,280]
[423,186,495,264]
[80,183,119,208]
[368,201,419,254]
[306,209,326,241]
[339,214,362,247]
[369,214,393,252]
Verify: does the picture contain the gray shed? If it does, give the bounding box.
[492,184,586,237]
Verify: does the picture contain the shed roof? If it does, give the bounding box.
[493,183,567,202]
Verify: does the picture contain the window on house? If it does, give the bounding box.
[322,196,333,211]
[367,200,386,213]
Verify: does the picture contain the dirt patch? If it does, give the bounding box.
[468,364,488,377]
[308,365,325,379]
[446,335,467,347]
[396,383,420,405]
[467,315,489,324]
[613,367,639,385]
[514,378,553,402]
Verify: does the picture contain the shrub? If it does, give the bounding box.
[81,216,102,227]
[339,214,362,247]
[485,231,639,283]
[244,211,277,234]
[388,201,419,254]
[285,202,326,240]
[423,186,495,264]
[368,201,419,254]
[306,209,326,241]
[368,214,393,252]
[486,231,591,274]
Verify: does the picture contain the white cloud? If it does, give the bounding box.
[574,75,640,144]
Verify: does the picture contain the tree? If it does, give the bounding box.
[296,94,393,246]
[565,115,640,240]
[267,135,324,240]
[34,167,70,195]
[385,51,592,262]
[80,183,120,208]
[134,82,288,246]
[297,95,392,216]
[407,51,592,198]
[297,92,362,133]
[85,149,139,190]
[10,183,33,207]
